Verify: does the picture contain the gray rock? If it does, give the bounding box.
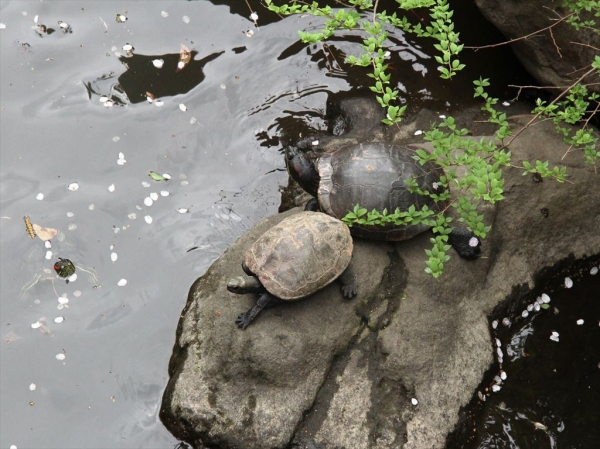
[161,115,600,448]
[475,0,600,92]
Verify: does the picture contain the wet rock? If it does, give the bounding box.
[161,114,600,448]
[475,0,600,93]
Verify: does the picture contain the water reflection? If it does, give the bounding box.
[85,50,224,106]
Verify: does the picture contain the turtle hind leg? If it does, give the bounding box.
[448,227,481,260]
[339,259,357,299]
[236,292,284,329]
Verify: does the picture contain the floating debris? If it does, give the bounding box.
[177,44,192,72]
[115,14,127,23]
[122,43,134,57]
[57,20,71,33]
[33,223,58,241]
[24,216,36,239]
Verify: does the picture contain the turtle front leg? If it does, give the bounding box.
[236,292,283,329]
[448,227,481,260]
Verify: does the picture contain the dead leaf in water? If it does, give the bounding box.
[32,223,58,241]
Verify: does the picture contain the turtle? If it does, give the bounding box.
[285,138,481,259]
[227,211,356,329]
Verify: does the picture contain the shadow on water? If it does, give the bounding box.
[447,255,600,449]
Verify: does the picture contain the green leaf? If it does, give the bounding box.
[148,171,167,181]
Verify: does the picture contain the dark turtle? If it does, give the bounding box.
[286,139,481,259]
[227,211,356,329]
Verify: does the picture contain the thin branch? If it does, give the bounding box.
[503,66,597,149]
[465,12,574,51]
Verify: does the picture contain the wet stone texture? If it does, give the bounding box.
[160,115,600,449]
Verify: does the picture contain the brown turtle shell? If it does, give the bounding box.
[244,211,352,300]
[317,142,447,241]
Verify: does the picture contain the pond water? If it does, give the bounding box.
[447,255,600,449]
[1,1,533,448]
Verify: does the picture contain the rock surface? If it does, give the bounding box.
[475,0,600,92]
[161,115,600,449]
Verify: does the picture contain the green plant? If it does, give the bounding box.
[265,0,465,125]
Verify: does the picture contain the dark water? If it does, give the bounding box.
[447,255,600,449]
[1,1,534,448]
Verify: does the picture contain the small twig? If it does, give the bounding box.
[465,12,574,51]
[549,27,562,57]
[570,41,600,52]
[503,66,597,149]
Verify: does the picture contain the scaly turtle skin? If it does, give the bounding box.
[227,211,356,329]
[286,138,481,259]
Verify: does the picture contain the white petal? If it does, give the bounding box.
[502,101,510,106]
[161,11,169,18]
[111,252,118,262]
[182,16,190,24]
[541,293,550,303]
[591,266,598,275]
[144,215,153,224]
[31,321,42,329]
[55,353,66,361]
[58,297,69,304]
[117,158,126,165]
[160,190,169,197]
[67,273,77,283]
[576,319,584,325]
[54,317,64,324]
[117,278,127,286]
[108,184,115,192]
[144,197,153,207]
[414,130,423,136]
[162,173,171,180]
[45,250,52,260]
[36,193,44,200]
[45,241,52,249]
[250,12,259,21]
[179,103,187,112]
[564,277,573,288]
[152,59,164,68]
[492,385,501,392]
[30,383,36,390]
[150,192,159,201]
[178,208,189,214]
[68,182,79,191]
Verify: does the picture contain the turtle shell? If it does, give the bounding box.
[244,211,353,300]
[317,142,447,241]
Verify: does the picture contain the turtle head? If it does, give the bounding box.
[227,275,263,294]
[284,139,321,197]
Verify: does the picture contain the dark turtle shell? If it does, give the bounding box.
[317,142,447,241]
[244,211,352,300]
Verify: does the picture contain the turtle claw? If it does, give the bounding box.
[342,284,357,299]
[236,312,252,329]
